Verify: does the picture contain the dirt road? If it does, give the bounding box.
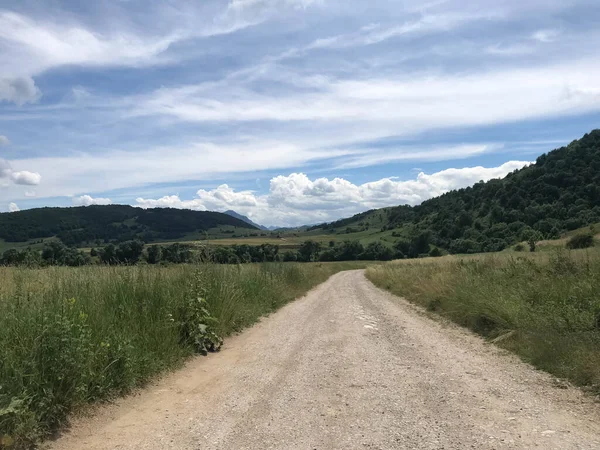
[49,270,600,449]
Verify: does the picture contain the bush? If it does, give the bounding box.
[429,247,442,257]
[513,243,525,252]
[566,233,595,250]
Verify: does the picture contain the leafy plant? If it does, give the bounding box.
[174,271,223,354]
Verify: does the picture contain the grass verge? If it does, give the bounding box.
[366,249,600,393]
[0,262,366,448]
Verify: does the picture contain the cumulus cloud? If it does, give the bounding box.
[0,159,42,187]
[8,202,20,212]
[10,171,42,186]
[72,195,112,206]
[0,76,40,105]
[135,161,530,227]
[0,136,9,146]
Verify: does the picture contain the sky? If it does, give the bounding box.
[1,0,599,227]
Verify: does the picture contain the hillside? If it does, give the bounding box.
[311,130,600,255]
[224,210,267,230]
[0,205,258,247]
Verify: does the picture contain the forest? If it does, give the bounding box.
[0,205,257,245]
[318,130,600,255]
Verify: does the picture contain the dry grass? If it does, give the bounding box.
[367,248,600,392]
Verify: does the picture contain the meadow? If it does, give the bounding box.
[367,247,600,392]
[0,261,367,447]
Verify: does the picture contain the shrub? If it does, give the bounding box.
[513,243,525,252]
[429,247,442,257]
[566,233,595,250]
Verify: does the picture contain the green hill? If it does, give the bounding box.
[311,129,600,256]
[0,205,258,247]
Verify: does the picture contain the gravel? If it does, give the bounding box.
[48,270,600,449]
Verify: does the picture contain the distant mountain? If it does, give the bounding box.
[224,210,267,230]
[0,205,258,247]
[312,130,600,256]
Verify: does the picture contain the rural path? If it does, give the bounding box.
[49,270,600,450]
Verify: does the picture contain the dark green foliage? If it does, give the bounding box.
[0,205,257,246]
[115,240,145,264]
[566,233,595,250]
[160,243,194,264]
[429,247,443,257]
[314,130,600,256]
[282,251,297,262]
[146,245,162,264]
[210,244,280,264]
[41,241,90,266]
[297,240,322,262]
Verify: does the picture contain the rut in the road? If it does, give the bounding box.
[49,270,600,450]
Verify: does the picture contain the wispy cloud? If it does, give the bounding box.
[0,0,598,214]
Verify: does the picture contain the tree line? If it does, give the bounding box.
[0,239,403,267]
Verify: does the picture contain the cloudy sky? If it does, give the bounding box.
[1,0,599,226]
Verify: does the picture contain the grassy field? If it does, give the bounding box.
[366,247,600,393]
[0,261,367,448]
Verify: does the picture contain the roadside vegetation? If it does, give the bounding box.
[366,247,600,392]
[0,261,366,448]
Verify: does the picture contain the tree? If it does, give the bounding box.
[116,240,145,264]
[528,232,542,252]
[146,245,162,264]
[297,240,322,262]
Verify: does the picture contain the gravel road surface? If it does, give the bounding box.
[48,270,600,449]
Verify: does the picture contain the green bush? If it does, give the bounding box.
[566,233,595,250]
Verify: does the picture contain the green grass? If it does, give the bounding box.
[366,248,600,393]
[0,261,367,448]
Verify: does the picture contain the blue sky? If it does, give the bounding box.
[0,0,599,226]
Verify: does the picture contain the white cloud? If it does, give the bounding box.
[24,190,36,197]
[0,12,180,79]
[0,136,9,146]
[8,202,20,212]
[2,140,353,200]
[10,171,42,186]
[0,159,42,187]
[297,11,495,53]
[532,29,560,43]
[130,58,600,142]
[134,161,530,226]
[0,76,40,105]
[72,195,112,206]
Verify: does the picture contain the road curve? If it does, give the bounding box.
[49,270,600,450]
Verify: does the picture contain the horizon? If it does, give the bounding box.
[1,0,600,227]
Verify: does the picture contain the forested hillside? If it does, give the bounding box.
[314,130,600,255]
[0,205,257,246]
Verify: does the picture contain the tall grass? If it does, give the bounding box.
[0,262,364,447]
[367,249,600,392]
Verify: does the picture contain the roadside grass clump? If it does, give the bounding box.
[0,262,365,448]
[366,248,600,392]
